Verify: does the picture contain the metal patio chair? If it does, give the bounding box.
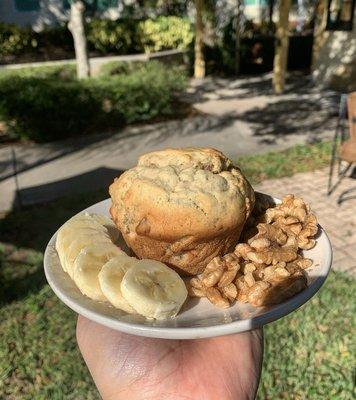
[327,92,356,202]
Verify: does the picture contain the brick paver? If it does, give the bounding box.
[255,167,356,277]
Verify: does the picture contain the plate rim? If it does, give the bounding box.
[44,197,333,339]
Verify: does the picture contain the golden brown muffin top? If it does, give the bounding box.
[109,147,255,241]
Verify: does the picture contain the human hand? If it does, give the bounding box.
[77,316,263,400]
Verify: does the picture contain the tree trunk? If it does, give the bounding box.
[235,0,243,76]
[68,1,90,79]
[311,0,328,70]
[268,0,275,25]
[194,0,205,79]
[273,0,292,94]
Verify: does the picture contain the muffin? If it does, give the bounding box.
[109,148,255,275]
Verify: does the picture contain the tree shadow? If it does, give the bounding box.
[182,73,339,105]
[235,97,336,139]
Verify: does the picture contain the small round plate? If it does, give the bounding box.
[44,196,332,339]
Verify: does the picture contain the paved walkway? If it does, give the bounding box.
[0,74,339,211]
[256,168,356,277]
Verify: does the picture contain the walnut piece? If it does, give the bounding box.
[265,195,318,251]
[235,259,307,307]
[187,193,318,309]
[187,253,240,308]
[239,223,298,265]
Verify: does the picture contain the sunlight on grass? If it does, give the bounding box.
[238,141,332,184]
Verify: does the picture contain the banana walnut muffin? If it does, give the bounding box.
[109,148,255,275]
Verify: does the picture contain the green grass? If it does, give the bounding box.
[258,272,355,400]
[237,141,333,184]
[0,142,354,399]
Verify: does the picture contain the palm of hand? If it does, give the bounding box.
[77,316,263,400]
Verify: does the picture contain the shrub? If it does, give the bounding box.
[96,62,187,123]
[0,61,187,142]
[98,60,147,76]
[0,75,104,142]
[137,16,193,53]
[0,17,193,60]
[0,23,38,57]
[86,18,138,54]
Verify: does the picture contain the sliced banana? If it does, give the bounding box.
[64,233,112,279]
[56,213,119,275]
[121,259,188,320]
[56,215,107,264]
[98,255,138,314]
[88,213,120,243]
[73,243,124,301]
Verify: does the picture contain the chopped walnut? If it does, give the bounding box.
[286,255,313,271]
[187,193,318,309]
[238,230,298,265]
[186,278,206,297]
[235,260,307,307]
[187,253,240,308]
[205,287,230,308]
[254,223,288,245]
[264,195,318,251]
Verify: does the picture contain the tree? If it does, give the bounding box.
[311,0,328,70]
[272,0,292,94]
[68,1,90,79]
[267,0,276,25]
[234,0,244,75]
[194,0,205,79]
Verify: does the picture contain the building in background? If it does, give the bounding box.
[313,0,356,91]
[0,0,121,29]
[1,0,315,29]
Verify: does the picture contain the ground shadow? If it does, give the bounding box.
[236,98,335,138]
[17,166,123,207]
[183,73,340,105]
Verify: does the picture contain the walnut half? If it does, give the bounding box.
[187,253,240,308]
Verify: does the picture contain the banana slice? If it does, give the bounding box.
[64,233,112,279]
[73,243,124,301]
[121,259,188,320]
[98,255,137,314]
[89,214,120,243]
[56,215,107,266]
[56,213,118,275]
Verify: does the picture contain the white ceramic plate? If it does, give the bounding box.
[44,196,332,339]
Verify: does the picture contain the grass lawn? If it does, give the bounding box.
[237,141,333,184]
[0,141,354,399]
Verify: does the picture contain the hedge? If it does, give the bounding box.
[0,61,187,142]
[0,16,193,60]
[138,16,193,53]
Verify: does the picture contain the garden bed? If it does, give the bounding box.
[0,17,193,65]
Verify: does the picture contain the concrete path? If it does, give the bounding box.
[0,49,185,76]
[256,168,356,277]
[0,74,339,211]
